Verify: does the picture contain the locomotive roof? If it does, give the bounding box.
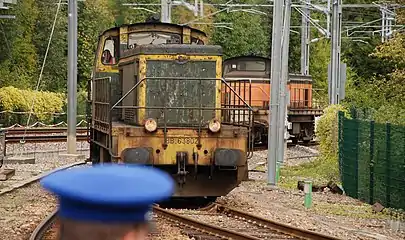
[224,55,270,63]
[99,22,207,38]
[120,44,223,59]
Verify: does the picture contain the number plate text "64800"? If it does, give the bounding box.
[167,137,198,144]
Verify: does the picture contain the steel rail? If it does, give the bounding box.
[32,206,260,240]
[5,135,88,143]
[287,141,319,147]
[31,199,339,240]
[29,210,58,240]
[153,206,261,240]
[4,127,87,135]
[214,203,341,240]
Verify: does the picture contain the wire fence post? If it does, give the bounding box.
[352,111,359,198]
[338,111,343,179]
[385,122,391,207]
[369,120,375,204]
[0,129,5,168]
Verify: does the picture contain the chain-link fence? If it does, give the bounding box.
[0,92,88,128]
[338,111,405,209]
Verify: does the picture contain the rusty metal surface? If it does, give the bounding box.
[146,60,217,125]
[113,124,248,165]
[121,44,222,59]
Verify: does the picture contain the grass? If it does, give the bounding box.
[278,155,340,189]
[312,202,393,220]
[251,157,404,220]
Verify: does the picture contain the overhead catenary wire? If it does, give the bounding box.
[20,0,63,150]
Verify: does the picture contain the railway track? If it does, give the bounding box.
[3,127,87,135]
[253,141,319,152]
[5,134,88,143]
[2,127,88,143]
[31,203,340,240]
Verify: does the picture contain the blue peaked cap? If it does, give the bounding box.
[40,164,174,223]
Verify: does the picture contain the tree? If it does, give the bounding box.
[77,0,115,90]
[211,10,270,59]
[34,0,68,92]
[0,0,39,88]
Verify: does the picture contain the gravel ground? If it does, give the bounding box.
[217,147,405,240]
[149,213,191,240]
[0,142,89,240]
[0,182,57,240]
[1,143,89,191]
[5,141,89,156]
[170,208,293,239]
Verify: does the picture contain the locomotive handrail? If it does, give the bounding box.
[103,76,255,160]
[111,77,254,111]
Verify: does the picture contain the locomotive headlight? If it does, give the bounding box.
[144,118,157,132]
[208,119,221,133]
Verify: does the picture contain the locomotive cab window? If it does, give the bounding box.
[237,61,266,71]
[101,37,118,65]
[127,32,181,48]
[304,89,309,107]
[191,37,204,45]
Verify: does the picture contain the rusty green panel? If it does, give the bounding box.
[145,60,217,126]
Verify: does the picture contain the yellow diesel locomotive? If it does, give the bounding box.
[87,22,253,198]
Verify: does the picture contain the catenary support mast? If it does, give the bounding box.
[328,0,342,104]
[67,0,78,154]
[278,0,292,165]
[301,0,310,75]
[268,0,284,185]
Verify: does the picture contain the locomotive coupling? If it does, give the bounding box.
[176,152,188,187]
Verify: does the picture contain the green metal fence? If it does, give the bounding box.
[338,111,405,209]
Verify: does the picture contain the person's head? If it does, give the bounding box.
[58,219,150,240]
[102,50,112,63]
[41,164,174,240]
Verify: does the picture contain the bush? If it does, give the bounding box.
[316,104,351,163]
[0,86,65,126]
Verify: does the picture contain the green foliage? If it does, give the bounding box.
[342,37,395,84]
[0,86,65,125]
[309,39,330,92]
[279,105,351,189]
[78,0,115,89]
[279,157,341,189]
[316,105,350,162]
[0,0,39,88]
[77,90,88,116]
[34,0,68,92]
[210,1,270,59]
